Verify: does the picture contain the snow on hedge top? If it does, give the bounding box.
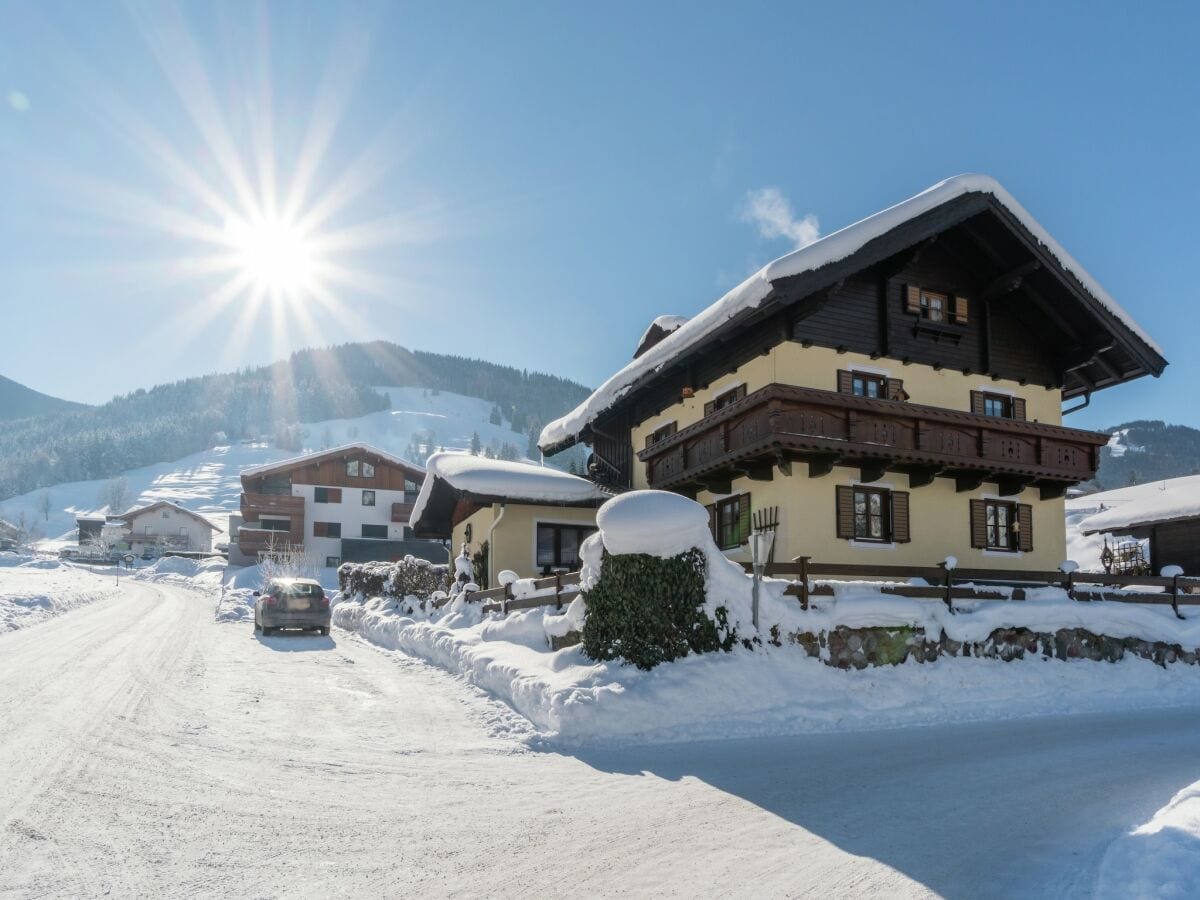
[540,174,1162,450]
[410,451,609,525]
[1080,474,1200,534]
[595,490,712,558]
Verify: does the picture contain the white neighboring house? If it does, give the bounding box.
[118,501,219,556]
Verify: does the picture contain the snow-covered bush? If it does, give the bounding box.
[339,557,447,601]
[581,491,745,670]
[582,547,736,670]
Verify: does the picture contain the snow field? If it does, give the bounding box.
[1096,780,1200,899]
[0,553,120,632]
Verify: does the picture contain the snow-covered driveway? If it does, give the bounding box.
[2,580,1200,898]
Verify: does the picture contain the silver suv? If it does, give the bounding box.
[254,578,331,636]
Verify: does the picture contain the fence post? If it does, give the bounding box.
[555,572,563,611]
[1066,569,1076,602]
[502,581,513,616]
[1171,574,1184,620]
[938,561,954,612]
[793,555,811,611]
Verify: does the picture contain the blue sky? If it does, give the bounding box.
[0,1,1196,432]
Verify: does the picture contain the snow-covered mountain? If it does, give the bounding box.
[0,374,88,421]
[1,387,558,545]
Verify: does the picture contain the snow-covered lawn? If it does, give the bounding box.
[0,553,119,633]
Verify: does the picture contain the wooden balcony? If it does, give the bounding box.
[239,492,305,552]
[240,492,305,517]
[236,527,301,555]
[637,383,1109,499]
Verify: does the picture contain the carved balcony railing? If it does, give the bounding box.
[637,383,1109,498]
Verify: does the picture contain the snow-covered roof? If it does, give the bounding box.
[409,452,609,536]
[118,500,221,533]
[240,442,423,479]
[1079,475,1200,534]
[540,174,1163,451]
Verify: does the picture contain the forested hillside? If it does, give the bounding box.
[0,343,590,501]
[0,375,88,421]
[1091,420,1200,490]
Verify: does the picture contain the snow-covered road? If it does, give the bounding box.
[2,581,1200,898]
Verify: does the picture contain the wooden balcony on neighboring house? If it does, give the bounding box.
[391,501,415,524]
[238,492,306,550]
[637,383,1109,499]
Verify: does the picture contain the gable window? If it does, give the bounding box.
[536,523,596,569]
[314,487,342,503]
[703,384,747,417]
[707,494,751,550]
[645,421,678,449]
[404,478,421,503]
[361,524,388,539]
[905,285,969,325]
[313,521,342,538]
[836,485,910,544]
[361,490,376,506]
[362,461,375,478]
[162,510,169,519]
[970,391,1026,420]
[346,460,360,477]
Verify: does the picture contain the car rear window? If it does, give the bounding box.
[282,584,323,598]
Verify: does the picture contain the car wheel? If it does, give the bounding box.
[262,626,272,637]
[321,627,329,636]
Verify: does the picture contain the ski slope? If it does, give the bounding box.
[0,388,533,544]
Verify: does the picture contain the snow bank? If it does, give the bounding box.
[1096,780,1200,899]
[595,490,711,558]
[540,174,1162,450]
[334,588,1200,746]
[1080,474,1200,535]
[0,554,118,633]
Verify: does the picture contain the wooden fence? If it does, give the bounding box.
[432,571,583,614]
[745,558,1200,619]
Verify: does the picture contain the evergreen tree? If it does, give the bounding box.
[489,405,502,426]
[470,432,482,455]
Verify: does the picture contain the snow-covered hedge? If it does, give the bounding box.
[338,556,446,602]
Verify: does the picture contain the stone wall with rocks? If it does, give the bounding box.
[788,625,1199,670]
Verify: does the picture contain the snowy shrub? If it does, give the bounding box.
[581,548,736,670]
[339,558,447,601]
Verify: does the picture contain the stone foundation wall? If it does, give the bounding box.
[789,626,1200,670]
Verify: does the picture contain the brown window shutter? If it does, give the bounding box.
[1011,397,1027,421]
[703,399,715,416]
[735,385,747,402]
[970,391,985,416]
[952,295,970,325]
[890,491,910,543]
[329,488,342,503]
[836,485,856,539]
[905,284,922,314]
[969,499,987,548]
[885,378,906,402]
[737,495,752,545]
[1018,504,1034,552]
[837,370,853,394]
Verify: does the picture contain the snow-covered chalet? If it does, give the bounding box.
[539,175,1167,570]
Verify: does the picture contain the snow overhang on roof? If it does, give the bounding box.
[409,451,609,539]
[539,174,1167,455]
[1081,475,1200,535]
[240,442,424,479]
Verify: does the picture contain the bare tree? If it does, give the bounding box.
[98,477,131,515]
[36,490,52,523]
[82,531,116,561]
[258,540,319,583]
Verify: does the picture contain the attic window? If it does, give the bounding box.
[905,285,968,325]
[346,460,359,477]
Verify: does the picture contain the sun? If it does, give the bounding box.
[224,213,320,299]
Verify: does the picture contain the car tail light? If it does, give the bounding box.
[321,594,330,606]
[264,594,278,606]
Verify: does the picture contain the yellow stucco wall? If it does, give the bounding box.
[624,342,1067,570]
[451,503,600,582]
